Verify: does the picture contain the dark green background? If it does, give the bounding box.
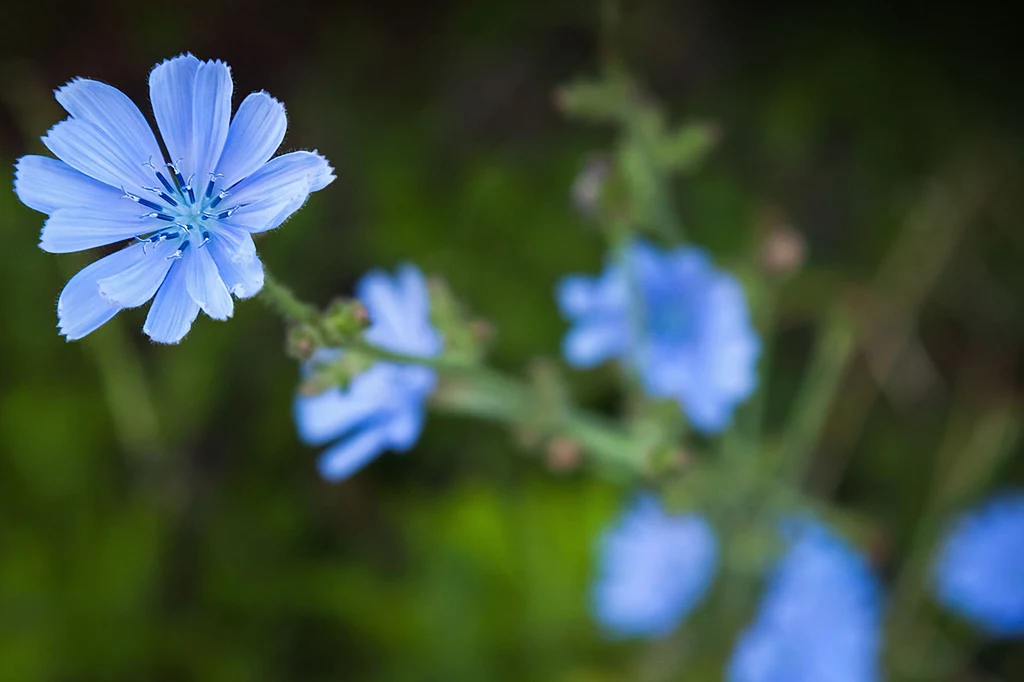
[1,1,1022,680]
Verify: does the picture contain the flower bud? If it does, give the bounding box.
[759,210,806,277]
[571,154,612,219]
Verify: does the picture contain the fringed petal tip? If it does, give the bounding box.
[12,158,36,212]
[40,118,67,142]
[254,90,285,108]
[53,76,88,99]
[150,52,199,72]
[306,149,336,191]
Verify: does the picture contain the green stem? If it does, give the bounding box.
[431,369,642,474]
[780,312,857,485]
[259,271,320,325]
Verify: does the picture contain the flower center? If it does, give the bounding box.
[646,295,695,342]
[121,159,247,259]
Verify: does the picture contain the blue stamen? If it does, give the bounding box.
[209,190,229,209]
[143,212,176,222]
[155,170,177,196]
[144,186,179,207]
[166,161,185,185]
[166,240,191,261]
[205,173,222,199]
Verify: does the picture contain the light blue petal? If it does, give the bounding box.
[318,426,390,481]
[184,246,233,320]
[666,246,712,281]
[294,387,384,445]
[95,239,177,307]
[208,230,264,299]
[222,151,334,233]
[142,261,200,344]
[628,239,666,281]
[355,266,442,357]
[54,79,164,173]
[222,193,307,234]
[682,396,732,434]
[395,264,430,324]
[14,156,134,215]
[357,269,406,336]
[191,60,233,185]
[56,243,153,340]
[212,222,256,260]
[215,92,287,187]
[149,54,200,178]
[38,208,152,253]
[563,322,626,368]
[557,269,628,320]
[42,118,152,190]
[933,493,1024,636]
[593,497,719,638]
[384,406,426,451]
[556,274,596,318]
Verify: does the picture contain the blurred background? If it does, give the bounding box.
[1,0,1023,680]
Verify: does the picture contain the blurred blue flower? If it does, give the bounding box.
[932,491,1024,637]
[557,241,759,433]
[294,265,442,481]
[592,494,718,638]
[14,54,334,343]
[729,519,882,682]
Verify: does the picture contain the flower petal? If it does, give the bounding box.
[563,322,626,368]
[215,92,287,188]
[14,155,135,215]
[211,223,256,261]
[383,406,426,451]
[557,269,627,319]
[42,118,153,190]
[143,261,200,344]
[150,54,200,178]
[95,239,177,307]
[191,60,233,186]
[557,275,599,318]
[317,426,390,481]
[395,264,431,325]
[357,269,406,335]
[295,387,384,446]
[39,208,153,253]
[184,245,233,320]
[222,151,334,233]
[57,243,155,340]
[208,231,264,299]
[54,78,164,173]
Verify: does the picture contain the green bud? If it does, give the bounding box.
[653,122,721,172]
[554,74,638,123]
[285,323,322,361]
[321,298,370,344]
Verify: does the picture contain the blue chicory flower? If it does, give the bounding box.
[14,54,334,343]
[729,519,882,682]
[294,265,442,481]
[932,491,1024,637]
[557,240,759,433]
[592,494,718,638]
